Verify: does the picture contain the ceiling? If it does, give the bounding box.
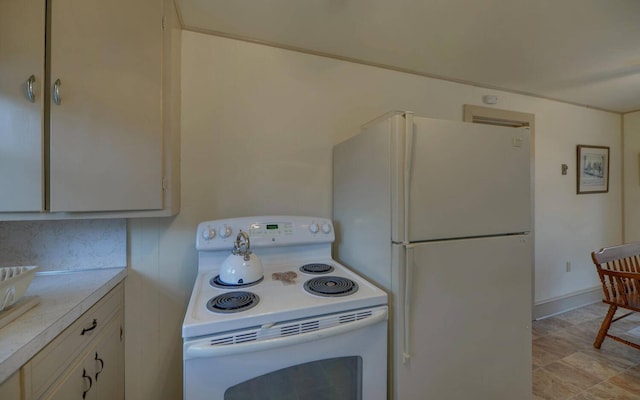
[175,0,640,114]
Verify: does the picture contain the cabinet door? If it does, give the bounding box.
[0,0,45,212]
[92,312,124,400]
[0,371,21,400]
[49,0,163,212]
[45,354,94,400]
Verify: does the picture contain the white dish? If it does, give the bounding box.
[0,266,39,311]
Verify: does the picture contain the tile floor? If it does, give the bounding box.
[533,302,640,399]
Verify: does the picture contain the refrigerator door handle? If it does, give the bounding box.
[403,243,415,364]
[403,112,414,244]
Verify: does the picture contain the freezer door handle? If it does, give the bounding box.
[403,244,415,364]
[184,307,388,359]
[403,113,414,244]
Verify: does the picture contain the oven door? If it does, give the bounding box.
[183,306,387,400]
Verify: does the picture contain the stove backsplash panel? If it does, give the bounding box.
[0,219,126,272]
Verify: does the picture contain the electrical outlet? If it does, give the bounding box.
[566,261,571,272]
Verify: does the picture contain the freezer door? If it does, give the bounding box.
[406,117,531,241]
[391,235,532,400]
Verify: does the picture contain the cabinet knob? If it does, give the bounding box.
[52,78,62,105]
[25,75,36,103]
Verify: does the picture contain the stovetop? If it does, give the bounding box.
[182,258,387,339]
[182,216,388,339]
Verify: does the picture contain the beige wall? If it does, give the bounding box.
[624,111,640,241]
[125,31,622,399]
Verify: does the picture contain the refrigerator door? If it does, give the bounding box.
[405,117,531,242]
[391,235,532,400]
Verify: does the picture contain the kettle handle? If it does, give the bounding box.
[232,230,252,261]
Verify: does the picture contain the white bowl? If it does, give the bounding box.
[0,266,39,311]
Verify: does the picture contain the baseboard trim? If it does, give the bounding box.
[534,287,602,320]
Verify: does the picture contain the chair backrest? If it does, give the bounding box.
[592,242,640,303]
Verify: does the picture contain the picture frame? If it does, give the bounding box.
[577,145,609,194]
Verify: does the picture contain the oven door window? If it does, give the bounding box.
[224,356,363,400]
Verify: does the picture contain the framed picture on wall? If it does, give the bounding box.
[577,145,610,194]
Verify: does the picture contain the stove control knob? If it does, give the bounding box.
[309,223,320,234]
[202,227,216,240]
[219,226,232,239]
[321,223,332,234]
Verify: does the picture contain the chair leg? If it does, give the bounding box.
[594,304,617,349]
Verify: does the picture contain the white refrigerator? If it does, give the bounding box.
[333,111,532,400]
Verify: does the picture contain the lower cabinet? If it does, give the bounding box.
[21,283,124,400]
[45,311,123,400]
[0,371,21,399]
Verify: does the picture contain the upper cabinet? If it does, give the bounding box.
[0,0,180,219]
[49,0,164,212]
[0,0,45,212]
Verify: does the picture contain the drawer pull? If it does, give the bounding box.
[95,352,104,381]
[81,319,98,335]
[82,368,93,399]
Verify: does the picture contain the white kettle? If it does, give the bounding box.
[219,230,264,285]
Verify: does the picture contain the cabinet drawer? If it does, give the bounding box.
[27,283,123,399]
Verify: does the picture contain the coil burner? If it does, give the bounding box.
[303,276,359,297]
[299,263,335,274]
[207,291,260,314]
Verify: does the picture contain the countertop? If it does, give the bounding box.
[0,267,127,383]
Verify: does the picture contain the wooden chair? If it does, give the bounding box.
[591,242,640,350]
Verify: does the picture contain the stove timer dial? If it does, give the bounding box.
[219,226,232,239]
[321,223,332,234]
[201,227,216,240]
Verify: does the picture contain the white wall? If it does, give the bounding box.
[534,105,621,303]
[125,31,622,399]
[624,111,640,241]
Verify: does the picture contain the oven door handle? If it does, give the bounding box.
[184,307,387,359]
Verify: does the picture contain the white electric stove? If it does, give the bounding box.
[182,216,388,400]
